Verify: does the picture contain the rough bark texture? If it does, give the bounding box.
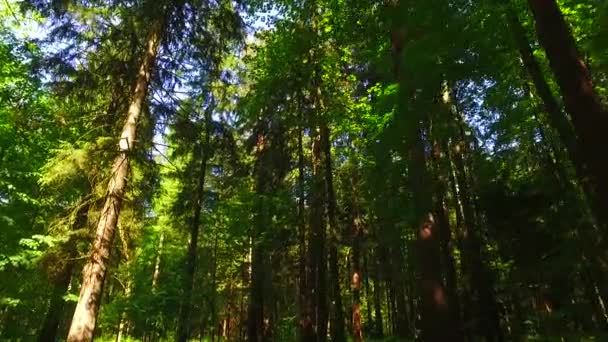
[66,18,163,342]
[527,0,608,226]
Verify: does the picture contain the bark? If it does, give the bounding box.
[151,232,164,290]
[385,279,393,336]
[115,282,131,342]
[430,124,463,336]
[307,126,328,342]
[527,0,608,226]
[39,256,75,342]
[372,250,384,338]
[210,233,219,340]
[248,225,266,342]
[378,172,410,338]
[408,119,461,342]
[450,119,503,342]
[321,125,346,342]
[66,18,163,342]
[177,103,213,342]
[506,8,577,157]
[249,119,287,341]
[40,199,89,342]
[435,187,462,333]
[297,125,315,341]
[351,227,362,342]
[506,7,607,226]
[362,255,372,329]
[388,7,461,335]
[388,247,409,338]
[116,224,133,342]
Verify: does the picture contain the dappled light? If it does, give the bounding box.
[1,0,608,341]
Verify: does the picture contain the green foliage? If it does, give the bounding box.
[2,0,608,340]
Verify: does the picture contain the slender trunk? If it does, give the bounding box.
[40,199,89,342]
[297,125,314,341]
[248,233,266,342]
[450,121,503,342]
[372,252,384,338]
[387,247,409,338]
[116,224,133,342]
[506,7,606,227]
[0,146,5,171]
[115,283,131,342]
[506,8,577,158]
[385,279,393,336]
[430,130,463,337]
[39,257,75,342]
[211,233,218,340]
[151,232,164,290]
[408,121,460,342]
[177,103,213,342]
[308,126,328,342]
[321,125,346,342]
[351,224,362,342]
[66,18,163,342]
[362,254,372,329]
[249,120,286,341]
[527,0,608,226]
[248,160,265,342]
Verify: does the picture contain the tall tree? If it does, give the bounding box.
[66,7,166,341]
[176,100,214,342]
[527,0,608,226]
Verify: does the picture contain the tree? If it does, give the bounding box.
[527,0,608,227]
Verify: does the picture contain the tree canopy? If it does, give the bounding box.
[1,0,608,341]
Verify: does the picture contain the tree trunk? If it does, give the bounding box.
[177,103,213,342]
[151,232,164,290]
[351,224,363,342]
[39,257,75,342]
[385,279,393,336]
[527,0,608,226]
[407,115,461,342]
[249,119,287,341]
[506,7,577,158]
[372,253,384,338]
[387,247,409,338]
[362,254,372,331]
[450,113,503,342]
[40,198,90,342]
[506,6,607,225]
[321,125,346,342]
[66,17,164,342]
[308,126,328,342]
[297,124,315,341]
[429,116,463,337]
